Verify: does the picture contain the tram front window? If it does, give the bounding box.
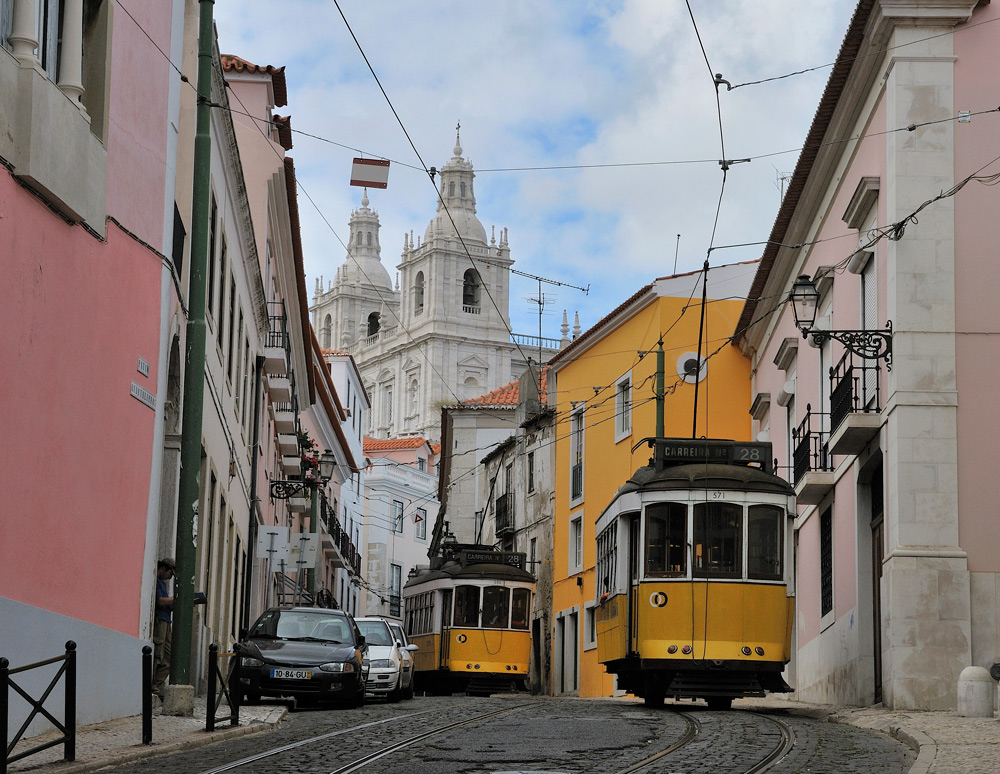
[454,585,480,627]
[645,502,687,577]
[511,588,530,630]
[748,505,783,580]
[693,502,742,578]
[482,586,510,628]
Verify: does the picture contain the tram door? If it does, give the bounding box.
[627,514,641,656]
[439,589,452,669]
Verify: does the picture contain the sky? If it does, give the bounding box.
[213,0,859,343]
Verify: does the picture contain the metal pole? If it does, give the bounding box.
[655,340,664,468]
[64,641,76,762]
[172,0,215,689]
[2,656,9,774]
[206,644,217,732]
[141,647,152,744]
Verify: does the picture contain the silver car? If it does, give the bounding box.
[356,617,417,701]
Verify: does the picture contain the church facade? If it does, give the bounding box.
[311,136,520,442]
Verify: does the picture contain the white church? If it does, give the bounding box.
[311,134,559,442]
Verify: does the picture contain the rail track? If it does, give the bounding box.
[197,702,795,774]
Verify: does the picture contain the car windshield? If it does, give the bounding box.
[356,620,393,646]
[249,610,353,643]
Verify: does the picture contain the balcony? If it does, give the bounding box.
[281,455,302,475]
[288,495,310,513]
[266,373,292,403]
[462,304,481,315]
[792,405,834,506]
[496,493,514,536]
[271,402,296,434]
[278,433,299,455]
[829,350,884,456]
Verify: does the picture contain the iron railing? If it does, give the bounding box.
[2,641,77,773]
[792,404,832,485]
[829,349,882,432]
[206,644,238,732]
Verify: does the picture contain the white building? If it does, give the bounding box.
[311,134,523,442]
[362,438,440,618]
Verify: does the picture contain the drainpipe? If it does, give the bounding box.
[654,339,664,469]
[171,0,214,693]
[241,355,265,633]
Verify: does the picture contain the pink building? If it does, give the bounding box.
[1,1,182,729]
[737,0,1000,710]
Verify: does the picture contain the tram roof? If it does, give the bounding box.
[621,461,795,496]
[404,560,535,589]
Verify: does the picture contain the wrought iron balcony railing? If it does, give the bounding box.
[496,493,514,535]
[792,404,832,485]
[829,349,883,433]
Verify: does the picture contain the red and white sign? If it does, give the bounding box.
[350,158,390,189]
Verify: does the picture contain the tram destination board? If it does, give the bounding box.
[658,438,772,472]
[461,550,527,570]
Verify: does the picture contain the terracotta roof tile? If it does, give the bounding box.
[462,368,548,407]
[273,115,293,151]
[220,55,288,107]
[364,436,431,452]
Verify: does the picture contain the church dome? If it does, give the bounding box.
[335,191,393,291]
[424,132,488,245]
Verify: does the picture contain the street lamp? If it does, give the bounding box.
[789,274,893,370]
[269,449,338,499]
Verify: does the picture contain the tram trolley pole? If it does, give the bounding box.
[206,644,239,732]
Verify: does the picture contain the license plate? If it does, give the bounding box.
[270,668,312,679]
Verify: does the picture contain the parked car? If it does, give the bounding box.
[387,620,418,699]
[234,607,368,707]
[355,617,417,701]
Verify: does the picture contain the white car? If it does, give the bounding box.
[387,621,418,699]
[355,617,417,701]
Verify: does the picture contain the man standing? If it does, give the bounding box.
[152,557,175,698]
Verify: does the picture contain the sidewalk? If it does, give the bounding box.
[738,696,1000,774]
[6,698,287,774]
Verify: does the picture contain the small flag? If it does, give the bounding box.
[350,158,390,189]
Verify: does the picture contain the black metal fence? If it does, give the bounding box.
[1,641,77,773]
[792,404,832,485]
[206,644,239,732]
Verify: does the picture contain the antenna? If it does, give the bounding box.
[674,234,681,275]
[512,269,589,366]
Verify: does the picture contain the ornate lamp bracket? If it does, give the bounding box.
[808,320,893,371]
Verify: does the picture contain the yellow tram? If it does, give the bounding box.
[595,437,795,709]
[402,545,535,695]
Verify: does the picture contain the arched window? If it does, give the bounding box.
[463,269,480,309]
[367,231,373,246]
[448,182,455,197]
[463,376,481,400]
[460,182,466,198]
[367,312,380,337]
[322,314,332,348]
[414,271,425,312]
[356,231,362,246]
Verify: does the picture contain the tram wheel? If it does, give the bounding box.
[706,696,733,711]
[643,692,665,709]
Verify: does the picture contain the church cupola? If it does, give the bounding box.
[336,189,392,291]
[424,124,488,244]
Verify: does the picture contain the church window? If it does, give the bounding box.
[460,182,466,198]
[463,376,481,400]
[322,314,332,349]
[449,182,455,197]
[367,312,380,337]
[463,269,481,310]
[414,271,425,313]
[408,378,419,415]
[367,231,373,246]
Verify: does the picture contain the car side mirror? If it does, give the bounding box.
[405,643,419,652]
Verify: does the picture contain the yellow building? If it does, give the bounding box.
[547,261,757,696]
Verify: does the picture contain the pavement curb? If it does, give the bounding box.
[889,725,937,774]
[10,708,287,774]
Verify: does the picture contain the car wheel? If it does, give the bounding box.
[402,678,414,700]
[388,675,402,703]
[244,690,261,705]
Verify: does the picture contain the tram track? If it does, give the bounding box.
[615,710,701,774]
[197,702,539,774]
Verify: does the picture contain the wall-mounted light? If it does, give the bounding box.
[790,274,893,370]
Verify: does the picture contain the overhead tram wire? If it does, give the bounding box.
[330,1,541,396]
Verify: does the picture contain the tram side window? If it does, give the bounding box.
[693,502,742,578]
[454,585,480,627]
[441,589,453,628]
[596,522,619,598]
[645,502,687,577]
[748,505,783,580]
[511,588,530,629]
[482,586,510,628]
